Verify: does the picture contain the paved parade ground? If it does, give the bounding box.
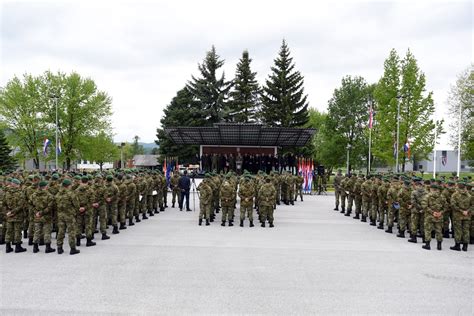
[1,192,473,315]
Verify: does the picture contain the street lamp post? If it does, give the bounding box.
[49,93,59,171]
[346,143,351,174]
[395,96,401,173]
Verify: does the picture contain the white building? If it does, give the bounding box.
[406,150,472,173]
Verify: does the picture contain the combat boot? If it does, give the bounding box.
[6,242,13,253]
[443,231,450,239]
[39,238,45,246]
[76,237,81,247]
[250,220,254,227]
[269,222,274,228]
[148,210,154,216]
[45,243,56,253]
[450,243,461,251]
[205,219,210,226]
[422,241,431,250]
[261,222,265,227]
[385,226,393,234]
[70,247,80,255]
[101,233,110,240]
[154,208,159,214]
[221,221,225,227]
[57,246,64,254]
[135,215,141,223]
[112,225,120,234]
[333,206,339,211]
[361,215,367,222]
[172,203,175,208]
[119,223,127,230]
[228,221,234,227]
[353,214,360,220]
[199,219,202,226]
[377,222,384,230]
[107,219,112,226]
[396,231,405,238]
[15,243,27,253]
[23,229,27,239]
[437,241,442,250]
[370,219,376,226]
[290,200,294,205]
[142,214,148,220]
[470,237,474,245]
[408,234,417,243]
[340,207,345,214]
[240,220,244,227]
[33,243,39,253]
[86,238,96,247]
[276,201,280,205]
[129,218,135,226]
[0,235,4,245]
[462,243,468,252]
[161,207,165,212]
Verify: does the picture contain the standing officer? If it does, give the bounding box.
[239,174,255,227]
[105,175,121,232]
[170,171,180,208]
[178,170,191,212]
[219,174,235,226]
[75,176,96,247]
[31,180,55,253]
[197,174,213,226]
[450,182,471,251]
[333,169,343,211]
[396,180,412,238]
[4,179,26,253]
[126,174,137,227]
[117,174,128,229]
[56,179,80,255]
[408,179,426,243]
[421,184,446,250]
[258,176,277,227]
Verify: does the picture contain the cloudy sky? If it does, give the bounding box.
[1,0,471,147]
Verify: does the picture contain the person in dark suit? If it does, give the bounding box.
[178,171,191,211]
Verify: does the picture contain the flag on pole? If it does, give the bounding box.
[368,106,374,129]
[441,151,447,166]
[393,142,397,158]
[308,159,313,193]
[163,158,167,174]
[43,138,51,156]
[56,139,62,155]
[403,142,411,159]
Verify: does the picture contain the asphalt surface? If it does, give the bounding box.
[1,192,473,315]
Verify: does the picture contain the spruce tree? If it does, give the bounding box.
[228,50,260,123]
[187,46,232,124]
[0,130,16,172]
[260,40,309,127]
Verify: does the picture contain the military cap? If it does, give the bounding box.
[430,184,439,189]
[62,179,72,186]
[38,180,48,187]
[33,174,41,180]
[11,178,21,185]
[74,175,82,180]
[403,180,410,186]
[28,175,35,180]
[81,176,89,183]
[117,174,123,180]
[52,173,60,180]
[106,175,114,181]
[424,180,431,185]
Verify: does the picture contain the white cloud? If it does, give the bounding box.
[1,0,471,149]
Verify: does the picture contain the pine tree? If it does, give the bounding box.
[187,46,232,124]
[260,40,309,127]
[228,50,260,123]
[156,87,202,163]
[0,129,16,172]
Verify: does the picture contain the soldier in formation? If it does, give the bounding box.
[331,172,473,251]
[1,169,171,255]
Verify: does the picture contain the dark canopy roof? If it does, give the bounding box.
[164,123,316,147]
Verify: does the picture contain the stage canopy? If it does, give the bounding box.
[164,123,316,147]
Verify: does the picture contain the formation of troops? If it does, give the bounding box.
[197,170,305,227]
[1,170,173,255]
[333,170,473,251]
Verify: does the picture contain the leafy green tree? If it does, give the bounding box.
[187,46,232,124]
[260,40,309,127]
[228,50,260,123]
[0,74,47,169]
[326,76,371,172]
[0,129,17,172]
[447,65,473,161]
[80,132,119,171]
[43,71,113,170]
[156,87,201,163]
[374,49,443,171]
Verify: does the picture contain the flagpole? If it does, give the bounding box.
[433,120,437,178]
[368,104,372,175]
[54,95,59,171]
[456,101,462,177]
[395,96,401,173]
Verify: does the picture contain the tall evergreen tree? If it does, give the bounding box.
[228,50,260,123]
[260,40,309,127]
[187,46,232,124]
[0,129,16,172]
[374,49,443,171]
[156,87,202,163]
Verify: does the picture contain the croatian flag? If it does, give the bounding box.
[368,106,374,129]
[403,142,411,159]
[43,138,51,156]
[57,139,62,155]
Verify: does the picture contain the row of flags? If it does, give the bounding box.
[163,157,179,185]
[43,138,61,156]
[297,158,313,194]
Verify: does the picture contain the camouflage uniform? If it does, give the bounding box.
[117,177,128,226]
[56,185,79,251]
[397,182,412,237]
[370,178,379,224]
[450,184,471,250]
[4,183,26,252]
[421,186,446,250]
[239,177,255,226]
[386,180,400,233]
[75,182,95,244]
[220,178,235,226]
[126,176,137,225]
[104,177,120,232]
[31,187,55,246]
[258,178,277,227]
[409,183,425,242]
[333,172,343,210]
[197,178,212,225]
[92,177,108,236]
[377,180,390,229]
[339,177,348,213]
[441,185,455,238]
[170,173,180,207]
[360,177,372,221]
